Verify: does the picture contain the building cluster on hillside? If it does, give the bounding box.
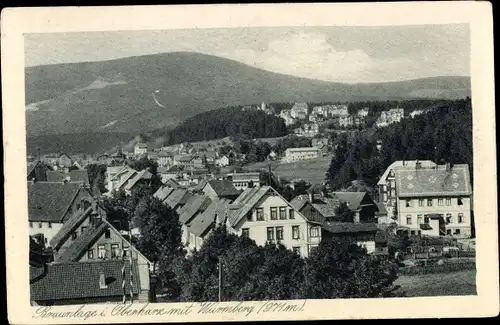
[375,108,405,128]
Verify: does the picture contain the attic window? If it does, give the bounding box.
[458,198,463,206]
[105,229,111,239]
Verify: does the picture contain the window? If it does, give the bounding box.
[270,207,278,220]
[38,222,43,228]
[292,226,300,239]
[410,230,415,235]
[292,247,301,255]
[454,229,461,235]
[391,189,396,197]
[417,215,423,224]
[81,226,87,233]
[48,222,52,228]
[246,212,253,221]
[29,221,33,228]
[424,216,430,224]
[418,199,424,207]
[417,230,421,235]
[242,228,249,237]
[406,215,412,225]
[87,249,94,259]
[427,199,433,207]
[256,208,264,221]
[458,198,463,206]
[279,207,287,220]
[383,193,388,202]
[123,247,129,257]
[97,245,106,259]
[446,198,452,206]
[289,209,295,219]
[67,207,73,215]
[104,229,111,239]
[267,227,275,241]
[446,213,452,224]
[405,199,411,207]
[276,227,284,240]
[71,232,77,240]
[111,244,120,258]
[446,229,452,235]
[438,198,444,206]
[458,213,464,223]
[76,203,81,210]
[310,226,320,238]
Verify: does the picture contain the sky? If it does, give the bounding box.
[24,24,470,83]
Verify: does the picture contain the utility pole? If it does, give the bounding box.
[218,256,223,302]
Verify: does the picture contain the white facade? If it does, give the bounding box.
[282,147,321,163]
[227,193,321,257]
[134,144,148,156]
[29,221,64,245]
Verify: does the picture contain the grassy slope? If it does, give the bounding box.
[395,270,477,297]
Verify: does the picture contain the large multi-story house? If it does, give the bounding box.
[294,123,319,137]
[225,186,323,257]
[394,163,473,238]
[357,108,369,118]
[226,172,261,191]
[282,147,321,163]
[28,181,99,245]
[377,160,437,220]
[157,150,174,167]
[375,108,405,128]
[325,104,349,117]
[134,143,148,156]
[290,103,309,120]
[338,115,354,128]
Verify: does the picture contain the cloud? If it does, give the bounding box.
[212,32,376,82]
[211,31,466,83]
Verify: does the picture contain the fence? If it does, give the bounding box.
[398,261,476,276]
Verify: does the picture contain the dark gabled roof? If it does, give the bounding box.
[163,189,190,209]
[322,222,379,234]
[27,182,84,222]
[330,192,367,210]
[178,195,212,225]
[188,199,231,237]
[46,170,90,184]
[165,178,182,189]
[153,186,175,202]
[55,221,108,263]
[206,180,240,197]
[30,260,140,301]
[124,170,153,191]
[49,207,93,250]
[289,197,309,212]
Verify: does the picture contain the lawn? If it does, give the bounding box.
[394,270,477,297]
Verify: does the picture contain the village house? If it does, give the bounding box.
[182,198,231,254]
[290,193,379,253]
[157,151,174,167]
[27,160,50,182]
[278,109,296,126]
[105,165,136,194]
[410,109,425,118]
[201,179,241,201]
[282,147,321,163]
[106,166,152,196]
[375,108,405,128]
[325,104,349,117]
[338,115,354,128]
[357,107,370,118]
[225,186,323,257]
[28,181,98,245]
[312,106,326,116]
[109,149,127,164]
[32,213,153,305]
[290,102,309,120]
[377,160,437,221]
[156,188,194,212]
[54,153,74,172]
[226,172,261,191]
[294,123,319,138]
[215,155,230,167]
[393,163,473,238]
[178,194,213,252]
[134,143,148,156]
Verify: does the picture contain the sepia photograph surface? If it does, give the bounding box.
[2,2,498,323]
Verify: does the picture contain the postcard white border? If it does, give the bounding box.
[2,2,498,323]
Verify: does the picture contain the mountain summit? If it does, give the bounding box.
[25,51,471,137]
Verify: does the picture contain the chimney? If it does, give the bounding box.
[308,191,313,203]
[416,161,422,170]
[353,213,360,223]
[99,271,107,289]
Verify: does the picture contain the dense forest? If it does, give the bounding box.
[326,97,473,193]
[159,106,288,145]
